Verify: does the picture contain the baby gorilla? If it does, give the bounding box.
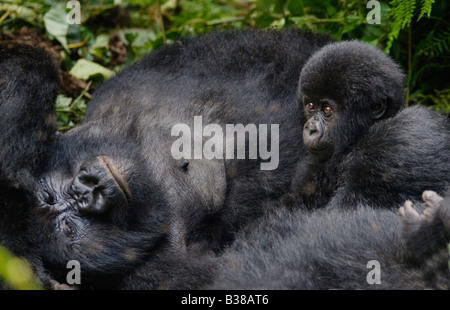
[293,41,450,209]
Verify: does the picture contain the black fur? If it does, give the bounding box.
[0,44,57,187]
[0,44,58,288]
[3,31,448,291]
[210,189,450,290]
[293,41,450,209]
[31,29,332,289]
[332,106,450,208]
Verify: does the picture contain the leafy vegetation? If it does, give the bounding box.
[0,0,449,289]
[0,245,42,290]
[1,0,449,129]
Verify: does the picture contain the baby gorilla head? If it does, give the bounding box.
[31,129,169,288]
[298,41,406,160]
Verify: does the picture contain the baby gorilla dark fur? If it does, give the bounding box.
[0,44,59,288]
[293,40,450,209]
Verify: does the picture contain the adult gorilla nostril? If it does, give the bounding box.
[73,173,96,196]
[71,174,108,214]
[70,157,129,214]
[79,173,100,188]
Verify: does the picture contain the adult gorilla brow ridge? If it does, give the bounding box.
[96,156,131,201]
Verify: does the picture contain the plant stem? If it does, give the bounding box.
[156,0,167,45]
[406,23,412,106]
[0,10,11,25]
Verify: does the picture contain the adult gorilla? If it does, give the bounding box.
[32,29,331,289]
[29,32,449,289]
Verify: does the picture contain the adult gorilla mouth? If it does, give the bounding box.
[96,156,131,201]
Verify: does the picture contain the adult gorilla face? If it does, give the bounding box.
[31,128,169,288]
[298,41,406,161]
[58,156,130,215]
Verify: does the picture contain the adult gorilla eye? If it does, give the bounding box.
[306,102,315,111]
[323,105,333,116]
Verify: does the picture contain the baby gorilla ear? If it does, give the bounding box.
[371,100,387,120]
[71,156,130,214]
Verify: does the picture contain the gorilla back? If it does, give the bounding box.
[33,29,331,288]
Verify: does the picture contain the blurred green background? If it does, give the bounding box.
[0,0,449,289]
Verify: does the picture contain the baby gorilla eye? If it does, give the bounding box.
[306,102,315,111]
[323,105,333,116]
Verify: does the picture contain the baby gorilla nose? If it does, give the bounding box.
[304,120,321,137]
[303,118,324,148]
[71,156,130,214]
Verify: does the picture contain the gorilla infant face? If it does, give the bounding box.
[298,40,406,161]
[301,92,379,161]
[301,95,337,159]
[31,130,169,285]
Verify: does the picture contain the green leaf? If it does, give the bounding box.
[43,5,69,52]
[69,59,114,81]
[385,0,417,52]
[0,245,42,290]
[0,4,37,21]
[89,34,111,59]
[117,29,157,58]
[342,15,363,34]
[55,94,73,109]
[417,0,435,20]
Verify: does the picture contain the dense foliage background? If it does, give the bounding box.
[0,0,449,289]
[1,0,449,131]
